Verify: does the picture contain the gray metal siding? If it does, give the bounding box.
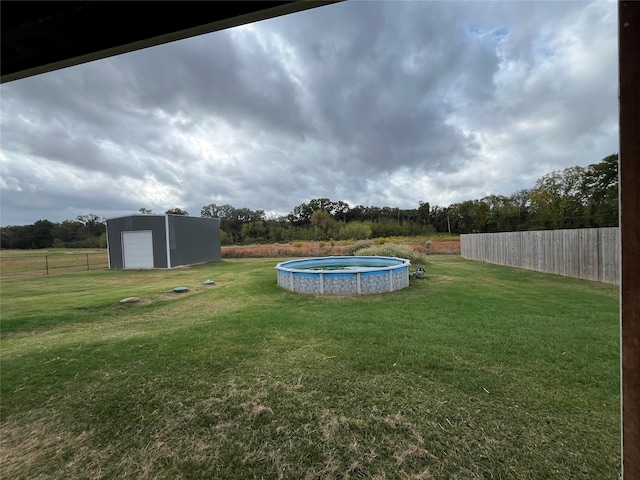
[106,215,168,269]
[168,215,221,267]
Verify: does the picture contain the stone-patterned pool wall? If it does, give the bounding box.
[276,256,411,295]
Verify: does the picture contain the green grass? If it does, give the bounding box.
[0,256,620,479]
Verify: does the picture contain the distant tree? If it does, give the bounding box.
[528,167,588,230]
[32,220,55,248]
[201,203,233,219]
[53,220,83,245]
[449,201,479,234]
[138,208,154,214]
[0,220,55,249]
[287,198,352,226]
[241,220,267,242]
[0,228,9,249]
[310,210,334,240]
[332,200,351,222]
[234,207,265,223]
[308,198,334,214]
[509,190,532,231]
[417,201,430,225]
[76,214,106,236]
[165,208,188,216]
[0,225,29,249]
[287,202,314,226]
[201,203,265,243]
[220,231,234,245]
[479,194,525,232]
[429,205,449,233]
[345,205,367,222]
[582,154,619,227]
[339,221,372,240]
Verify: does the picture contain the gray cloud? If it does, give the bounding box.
[0,0,619,226]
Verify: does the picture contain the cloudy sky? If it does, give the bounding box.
[0,0,619,226]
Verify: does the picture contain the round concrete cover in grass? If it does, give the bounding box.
[202,279,215,285]
[120,297,141,304]
[173,286,189,293]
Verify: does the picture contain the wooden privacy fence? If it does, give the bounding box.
[461,228,620,285]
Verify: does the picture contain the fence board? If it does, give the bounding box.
[461,228,620,284]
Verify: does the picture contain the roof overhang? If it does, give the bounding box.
[1,1,341,84]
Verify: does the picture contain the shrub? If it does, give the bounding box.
[346,239,374,255]
[220,231,234,246]
[354,242,429,265]
[98,232,107,248]
[339,221,372,240]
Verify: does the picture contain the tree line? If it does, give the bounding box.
[0,214,107,249]
[199,154,618,244]
[0,154,618,249]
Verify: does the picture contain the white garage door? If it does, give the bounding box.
[122,231,154,269]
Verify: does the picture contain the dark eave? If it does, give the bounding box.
[1,1,339,84]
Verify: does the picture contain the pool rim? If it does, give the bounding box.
[275,255,411,274]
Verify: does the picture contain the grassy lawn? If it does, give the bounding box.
[0,256,620,479]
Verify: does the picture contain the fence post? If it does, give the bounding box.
[45,255,49,275]
[86,253,90,270]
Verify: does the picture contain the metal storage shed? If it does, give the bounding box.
[106,214,221,269]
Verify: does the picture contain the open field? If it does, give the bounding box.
[221,240,460,258]
[0,256,620,479]
[0,249,108,279]
[0,239,459,278]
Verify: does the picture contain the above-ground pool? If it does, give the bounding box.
[275,256,411,295]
